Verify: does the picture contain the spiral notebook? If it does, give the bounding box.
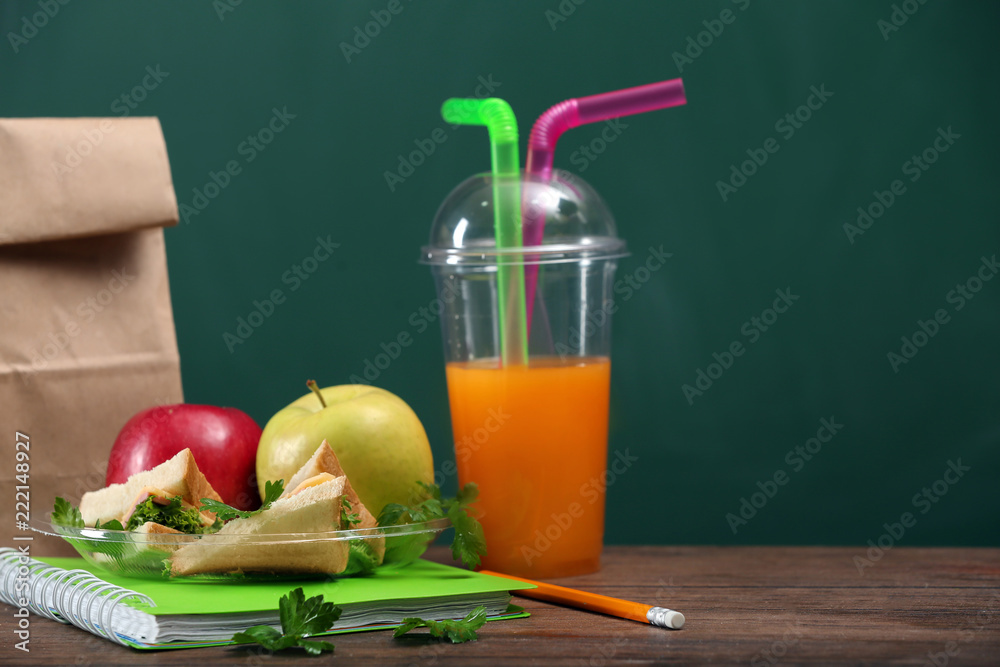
[0,548,531,650]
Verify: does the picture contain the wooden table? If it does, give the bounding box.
[2,546,998,665]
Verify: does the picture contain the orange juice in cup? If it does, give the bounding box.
[422,172,626,578]
[446,356,610,578]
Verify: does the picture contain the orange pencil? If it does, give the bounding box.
[481,570,685,630]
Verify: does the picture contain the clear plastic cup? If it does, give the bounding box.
[421,171,627,578]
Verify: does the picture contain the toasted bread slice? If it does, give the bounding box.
[132,521,194,554]
[170,477,350,576]
[79,449,223,527]
[281,440,384,562]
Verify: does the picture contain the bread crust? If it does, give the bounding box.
[133,521,192,553]
[281,440,385,562]
[79,449,223,526]
[170,477,349,576]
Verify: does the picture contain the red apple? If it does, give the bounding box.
[106,404,263,510]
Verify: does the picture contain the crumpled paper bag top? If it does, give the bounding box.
[0,117,178,246]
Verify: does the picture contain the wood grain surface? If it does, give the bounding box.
[2,546,998,665]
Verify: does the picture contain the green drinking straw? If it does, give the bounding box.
[441,97,528,366]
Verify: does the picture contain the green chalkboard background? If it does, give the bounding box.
[3,1,997,546]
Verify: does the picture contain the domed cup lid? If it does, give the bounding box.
[420,170,627,266]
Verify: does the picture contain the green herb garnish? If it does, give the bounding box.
[340,497,361,528]
[446,484,487,569]
[342,540,380,576]
[126,496,217,534]
[53,497,128,532]
[393,605,487,643]
[52,497,84,527]
[51,497,129,564]
[94,518,125,531]
[232,587,340,655]
[200,479,284,523]
[378,482,486,569]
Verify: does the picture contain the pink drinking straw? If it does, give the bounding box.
[523,78,687,329]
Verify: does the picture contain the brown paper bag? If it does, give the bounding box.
[0,117,184,555]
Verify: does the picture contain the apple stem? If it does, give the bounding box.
[306,380,327,409]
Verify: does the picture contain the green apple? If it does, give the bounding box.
[257,382,435,515]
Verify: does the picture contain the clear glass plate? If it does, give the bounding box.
[29,517,451,582]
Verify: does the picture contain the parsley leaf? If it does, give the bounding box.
[377,482,486,569]
[52,497,129,564]
[281,587,342,636]
[340,497,361,528]
[377,502,410,527]
[232,587,341,655]
[447,501,486,569]
[200,479,284,523]
[52,497,84,528]
[94,518,125,531]
[453,481,478,506]
[261,479,286,505]
[342,540,380,576]
[393,605,487,643]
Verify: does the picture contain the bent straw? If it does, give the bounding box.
[523,78,687,328]
[441,97,528,366]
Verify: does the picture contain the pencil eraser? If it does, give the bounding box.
[647,607,685,630]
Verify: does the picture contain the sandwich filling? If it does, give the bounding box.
[288,473,339,497]
[123,486,219,533]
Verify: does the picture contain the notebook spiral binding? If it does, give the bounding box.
[0,547,155,646]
